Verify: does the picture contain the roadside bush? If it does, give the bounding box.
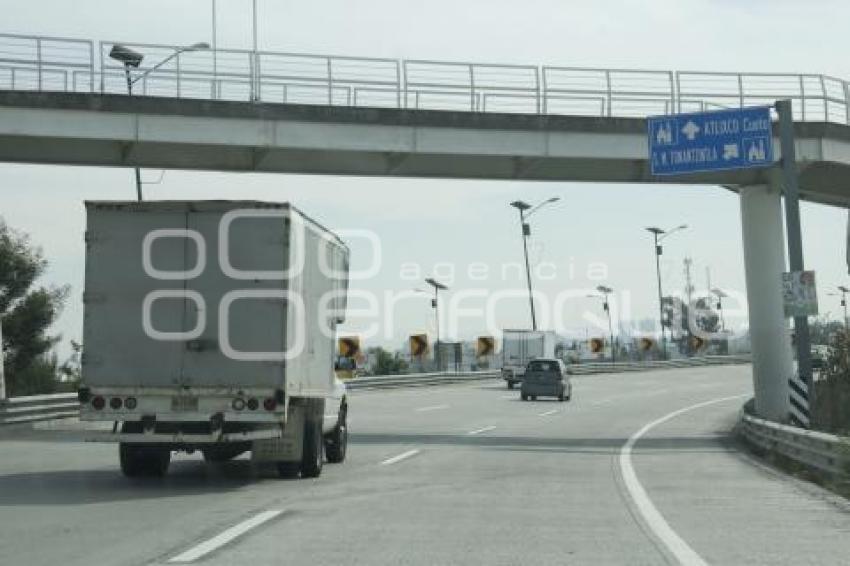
[812,330,850,434]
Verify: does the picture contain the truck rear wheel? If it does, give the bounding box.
[507,381,515,389]
[301,405,324,478]
[119,444,170,477]
[119,422,170,477]
[324,404,347,464]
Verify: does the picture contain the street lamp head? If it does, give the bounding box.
[645,226,664,235]
[596,285,613,294]
[109,44,144,67]
[187,42,211,50]
[839,285,850,293]
[546,197,560,204]
[425,277,448,291]
[711,288,728,298]
[510,200,531,211]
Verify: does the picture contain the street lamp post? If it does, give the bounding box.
[839,286,850,331]
[425,278,448,371]
[589,286,616,363]
[510,197,559,331]
[109,42,210,201]
[645,224,687,359]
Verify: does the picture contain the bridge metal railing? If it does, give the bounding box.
[2,31,850,125]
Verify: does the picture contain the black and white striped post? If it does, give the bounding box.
[788,375,811,428]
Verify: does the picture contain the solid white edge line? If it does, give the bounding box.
[467,425,496,435]
[380,449,420,465]
[618,394,747,566]
[167,509,284,563]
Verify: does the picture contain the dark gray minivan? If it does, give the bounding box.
[520,359,572,402]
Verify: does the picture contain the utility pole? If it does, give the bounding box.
[212,0,217,96]
[683,257,695,308]
[252,0,259,101]
[839,286,849,331]
[0,318,5,401]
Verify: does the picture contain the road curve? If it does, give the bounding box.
[1,365,849,566]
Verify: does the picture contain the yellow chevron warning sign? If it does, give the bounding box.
[338,336,360,358]
[476,336,495,357]
[410,334,429,358]
[590,338,604,353]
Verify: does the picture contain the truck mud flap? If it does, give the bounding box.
[252,403,305,463]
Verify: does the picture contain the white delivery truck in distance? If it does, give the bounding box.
[79,201,349,478]
[501,329,558,389]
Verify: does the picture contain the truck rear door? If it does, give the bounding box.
[179,206,288,390]
[84,205,190,388]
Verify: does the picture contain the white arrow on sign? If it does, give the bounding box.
[682,120,700,141]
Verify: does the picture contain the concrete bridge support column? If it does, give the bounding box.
[740,184,794,421]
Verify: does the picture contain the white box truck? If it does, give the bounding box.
[79,201,349,479]
[500,329,558,388]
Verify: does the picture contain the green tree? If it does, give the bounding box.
[0,219,68,396]
[367,346,408,376]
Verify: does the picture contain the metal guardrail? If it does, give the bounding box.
[739,408,850,477]
[0,371,501,425]
[566,354,752,375]
[0,392,80,425]
[345,370,500,390]
[0,32,849,123]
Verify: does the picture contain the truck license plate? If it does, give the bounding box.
[171,396,198,412]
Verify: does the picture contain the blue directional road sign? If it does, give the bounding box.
[648,106,774,176]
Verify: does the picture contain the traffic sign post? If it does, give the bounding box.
[776,99,813,428]
[648,106,773,176]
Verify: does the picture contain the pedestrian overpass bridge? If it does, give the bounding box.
[1,32,850,422]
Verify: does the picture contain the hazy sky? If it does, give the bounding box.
[1,0,849,359]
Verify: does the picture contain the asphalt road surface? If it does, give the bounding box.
[2,364,850,566]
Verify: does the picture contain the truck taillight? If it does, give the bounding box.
[232,398,245,411]
[263,398,277,411]
[91,396,105,410]
[125,397,137,410]
[246,398,259,411]
[109,397,122,410]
